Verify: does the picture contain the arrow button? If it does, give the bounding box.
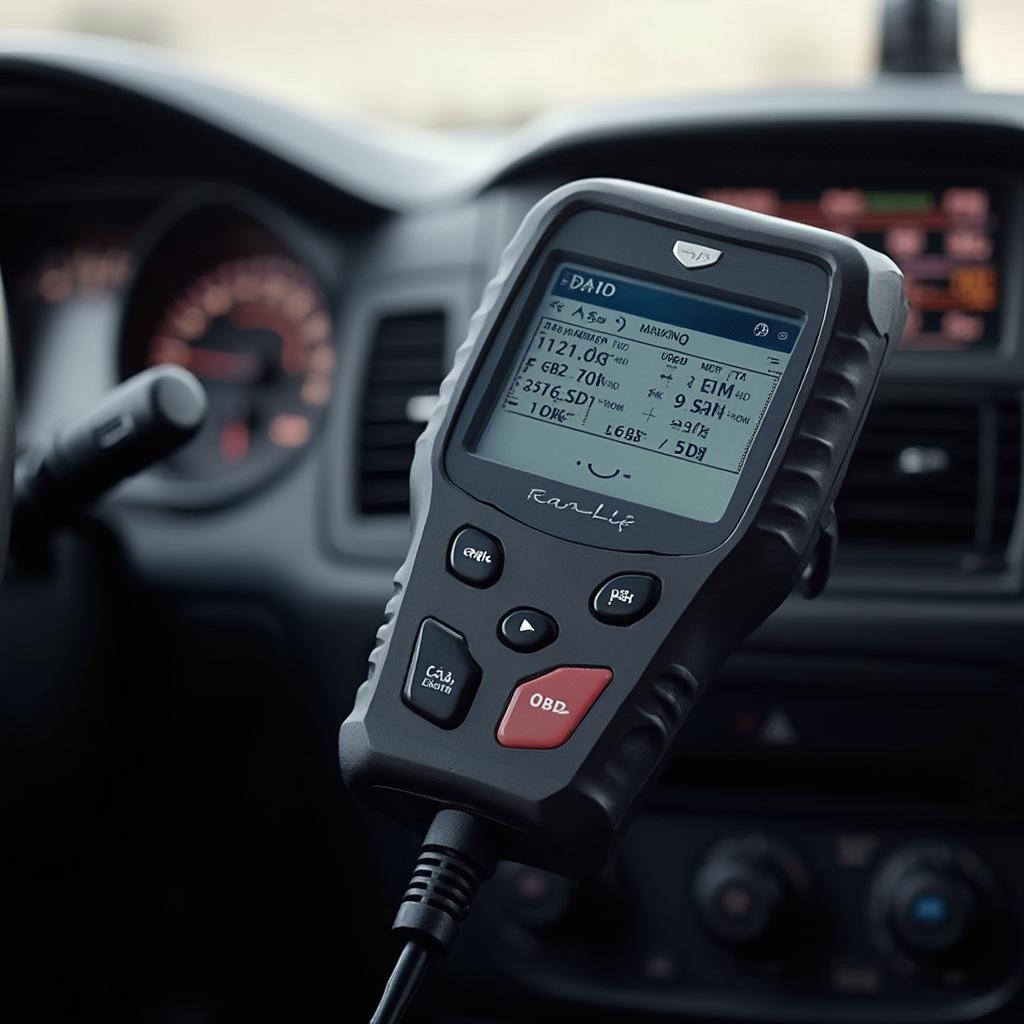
[499,608,558,652]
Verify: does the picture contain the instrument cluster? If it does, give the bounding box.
[4,188,342,504]
[700,183,1005,353]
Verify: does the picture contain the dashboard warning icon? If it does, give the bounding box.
[758,710,797,746]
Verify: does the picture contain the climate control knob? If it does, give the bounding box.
[868,842,1009,982]
[888,866,979,957]
[692,835,812,951]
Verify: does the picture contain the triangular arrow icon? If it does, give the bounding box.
[758,710,797,746]
[519,619,535,633]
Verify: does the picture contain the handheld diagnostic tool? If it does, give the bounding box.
[340,179,907,1023]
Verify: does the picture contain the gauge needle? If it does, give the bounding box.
[186,346,265,383]
[231,305,305,375]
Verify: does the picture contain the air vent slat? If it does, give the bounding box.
[361,480,418,508]
[836,394,1021,569]
[367,360,448,385]
[362,425,428,448]
[358,313,447,515]
[363,397,427,420]
[362,449,419,473]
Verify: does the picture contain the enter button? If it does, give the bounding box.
[497,666,613,749]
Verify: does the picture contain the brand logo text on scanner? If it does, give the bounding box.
[526,488,635,532]
[562,273,617,297]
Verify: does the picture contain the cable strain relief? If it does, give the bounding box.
[392,809,494,954]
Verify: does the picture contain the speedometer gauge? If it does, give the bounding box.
[145,254,334,480]
[118,191,342,503]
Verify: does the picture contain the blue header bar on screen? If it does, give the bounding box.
[551,265,804,354]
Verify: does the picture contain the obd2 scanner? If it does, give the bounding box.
[340,179,908,1024]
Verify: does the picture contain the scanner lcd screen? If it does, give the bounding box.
[475,261,806,523]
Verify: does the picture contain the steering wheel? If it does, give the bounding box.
[0,279,14,579]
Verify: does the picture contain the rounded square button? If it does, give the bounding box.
[402,618,480,729]
[497,666,613,749]
[449,526,503,587]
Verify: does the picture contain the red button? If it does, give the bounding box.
[497,666,613,749]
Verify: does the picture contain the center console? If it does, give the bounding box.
[450,656,1023,1021]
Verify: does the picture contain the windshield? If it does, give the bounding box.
[1,0,1022,128]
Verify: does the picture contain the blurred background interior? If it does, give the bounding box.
[1,0,1023,129]
[2,2,1024,1024]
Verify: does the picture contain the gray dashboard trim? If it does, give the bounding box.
[4,34,1024,211]
[0,33,487,210]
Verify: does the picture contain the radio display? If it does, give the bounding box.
[701,186,1000,351]
[474,262,805,524]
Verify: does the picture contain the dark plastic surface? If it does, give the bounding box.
[0,280,12,579]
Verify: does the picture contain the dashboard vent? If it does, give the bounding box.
[358,313,447,515]
[836,395,1021,568]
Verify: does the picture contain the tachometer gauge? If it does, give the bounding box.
[145,254,334,480]
[118,191,342,503]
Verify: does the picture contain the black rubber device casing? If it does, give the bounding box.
[340,179,907,876]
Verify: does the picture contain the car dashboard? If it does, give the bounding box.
[1,36,1022,1024]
